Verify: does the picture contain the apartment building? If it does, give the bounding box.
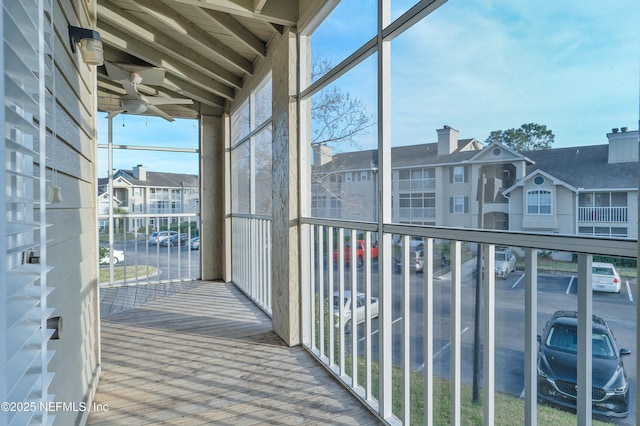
[97,165,199,231]
[312,126,638,239]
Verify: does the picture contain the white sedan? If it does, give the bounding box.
[333,291,379,333]
[100,249,124,265]
[592,262,621,293]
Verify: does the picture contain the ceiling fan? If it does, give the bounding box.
[104,62,193,122]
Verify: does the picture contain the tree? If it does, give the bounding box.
[485,123,554,151]
[309,60,375,221]
[310,59,373,147]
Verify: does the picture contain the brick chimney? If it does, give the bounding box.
[133,164,147,181]
[437,125,459,156]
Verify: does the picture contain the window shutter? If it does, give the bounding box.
[449,197,454,213]
[464,196,469,213]
[449,167,453,183]
[464,166,469,183]
[2,1,54,422]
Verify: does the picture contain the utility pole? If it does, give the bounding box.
[472,173,486,403]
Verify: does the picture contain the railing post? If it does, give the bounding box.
[524,248,538,426]
[450,240,462,426]
[577,254,593,426]
[483,244,495,425]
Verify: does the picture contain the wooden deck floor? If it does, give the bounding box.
[88,282,382,425]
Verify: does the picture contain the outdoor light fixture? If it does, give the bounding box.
[68,25,103,66]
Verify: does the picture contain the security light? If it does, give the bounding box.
[68,25,103,66]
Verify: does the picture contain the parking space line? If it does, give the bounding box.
[366,316,403,340]
[626,281,633,302]
[512,273,525,289]
[566,276,575,294]
[416,326,470,372]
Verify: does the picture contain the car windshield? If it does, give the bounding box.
[592,266,614,276]
[333,297,348,311]
[546,325,616,357]
[496,252,508,261]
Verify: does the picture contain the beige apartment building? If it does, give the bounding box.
[98,165,199,232]
[313,126,638,239]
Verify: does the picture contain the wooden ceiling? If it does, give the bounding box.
[96,0,298,120]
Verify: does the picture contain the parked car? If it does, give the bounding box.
[161,231,189,246]
[190,236,200,250]
[99,248,124,265]
[332,291,379,333]
[592,262,621,293]
[148,231,170,246]
[537,310,630,418]
[395,247,449,272]
[332,240,379,267]
[494,247,516,279]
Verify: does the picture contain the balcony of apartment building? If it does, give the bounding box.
[3,2,638,426]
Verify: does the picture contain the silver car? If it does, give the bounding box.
[494,247,516,279]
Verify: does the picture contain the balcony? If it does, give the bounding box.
[88,281,381,425]
[578,206,628,223]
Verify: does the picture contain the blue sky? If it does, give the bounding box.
[313,0,639,150]
[100,1,639,176]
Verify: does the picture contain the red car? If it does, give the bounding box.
[333,240,378,267]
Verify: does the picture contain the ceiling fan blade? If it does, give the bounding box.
[104,62,166,86]
[145,97,193,106]
[120,79,140,98]
[147,105,175,122]
[106,109,125,120]
[104,61,130,81]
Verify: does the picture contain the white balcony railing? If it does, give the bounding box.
[98,213,200,287]
[300,219,636,425]
[231,215,272,315]
[578,206,628,222]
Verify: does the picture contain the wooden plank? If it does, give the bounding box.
[89,282,381,425]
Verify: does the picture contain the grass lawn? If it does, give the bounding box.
[99,265,157,284]
[518,258,637,280]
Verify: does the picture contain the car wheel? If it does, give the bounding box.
[112,257,119,265]
[357,256,363,268]
[504,271,509,280]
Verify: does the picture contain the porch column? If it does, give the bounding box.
[200,115,225,281]
[271,29,300,346]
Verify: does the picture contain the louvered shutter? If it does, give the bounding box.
[2,1,55,424]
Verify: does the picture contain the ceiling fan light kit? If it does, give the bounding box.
[121,99,148,114]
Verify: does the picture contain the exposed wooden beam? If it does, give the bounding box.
[168,0,297,26]
[132,0,253,75]
[98,21,232,103]
[99,1,244,89]
[199,8,267,58]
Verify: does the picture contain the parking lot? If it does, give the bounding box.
[323,262,637,424]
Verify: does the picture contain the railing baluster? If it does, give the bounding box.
[451,240,461,426]
[524,248,538,426]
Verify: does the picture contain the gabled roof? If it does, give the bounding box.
[503,169,577,195]
[98,170,199,189]
[313,139,483,173]
[523,145,637,190]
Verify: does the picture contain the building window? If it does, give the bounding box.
[527,190,552,214]
[360,171,369,181]
[449,196,468,214]
[345,172,352,182]
[451,166,467,183]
